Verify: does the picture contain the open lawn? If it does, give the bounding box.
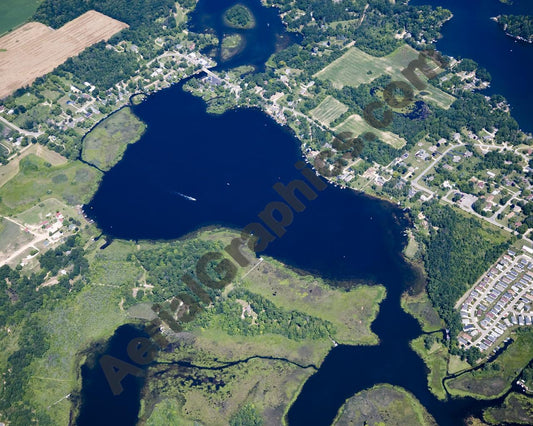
[447,329,533,399]
[82,107,146,171]
[0,217,32,254]
[335,114,407,149]
[174,3,188,26]
[15,197,78,225]
[448,354,471,375]
[0,154,102,215]
[334,384,437,425]
[315,44,455,109]
[0,0,41,36]
[310,95,348,126]
[0,144,67,187]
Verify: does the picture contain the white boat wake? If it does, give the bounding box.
[173,191,197,202]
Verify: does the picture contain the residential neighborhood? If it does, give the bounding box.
[457,248,533,352]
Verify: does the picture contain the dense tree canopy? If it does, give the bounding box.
[421,203,510,335]
[33,0,175,29]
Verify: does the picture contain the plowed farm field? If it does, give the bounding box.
[0,10,128,98]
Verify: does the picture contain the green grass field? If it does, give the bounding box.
[310,95,348,126]
[315,44,455,109]
[82,107,146,171]
[0,154,102,215]
[15,198,75,225]
[0,0,41,35]
[447,329,533,399]
[334,384,436,425]
[335,113,407,149]
[448,354,471,375]
[0,217,32,253]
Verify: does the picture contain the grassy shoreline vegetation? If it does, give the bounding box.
[483,392,533,425]
[0,216,387,424]
[401,287,443,333]
[333,384,437,425]
[133,229,386,424]
[446,328,533,399]
[411,336,449,400]
[221,33,245,61]
[0,154,102,216]
[81,107,146,171]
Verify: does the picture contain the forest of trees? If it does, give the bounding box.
[58,43,139,91]
[134,239,224,304]
[230,404,263,426]
[33,0,175,29]
[224,4,254,29]
[420,202,510,336]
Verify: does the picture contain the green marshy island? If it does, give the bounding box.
[221,33,245,61]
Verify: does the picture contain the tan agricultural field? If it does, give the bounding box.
[310,95,348,126]
[0,10,128,98]
[335,114,407,149]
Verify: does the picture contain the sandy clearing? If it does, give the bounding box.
[0,10,128,98]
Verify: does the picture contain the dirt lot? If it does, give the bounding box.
[0,10,128,98]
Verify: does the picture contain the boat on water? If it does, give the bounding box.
[174,191,197,202]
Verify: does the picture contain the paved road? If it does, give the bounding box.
[0,115,42,138]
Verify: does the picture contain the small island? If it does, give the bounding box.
[494,14,533,43]
[223,3,255,29]
[221,33,245,61]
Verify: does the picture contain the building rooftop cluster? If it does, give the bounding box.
[457,249,533,352]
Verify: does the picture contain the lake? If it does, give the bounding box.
[76,325,148,426]
[411,0,533,133]
[78,0,529,424]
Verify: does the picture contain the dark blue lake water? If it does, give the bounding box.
[189,0,300,70]
[76,325,147,426]
[77,0,530,424]
[411,0,533,133]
